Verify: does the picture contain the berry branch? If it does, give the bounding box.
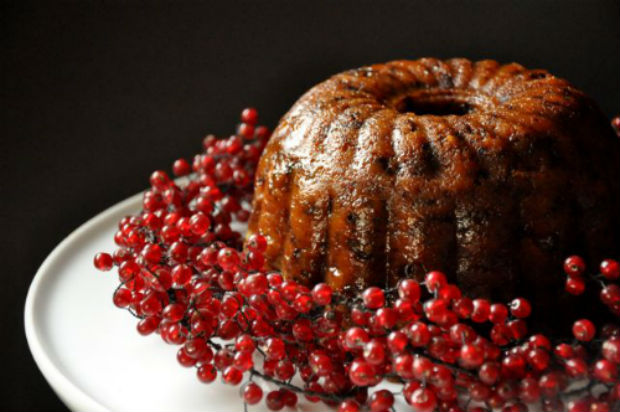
[93,111,620,412]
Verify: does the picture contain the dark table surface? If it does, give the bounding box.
[2,1,618,410]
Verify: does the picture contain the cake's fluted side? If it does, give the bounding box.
[247,58,620,324]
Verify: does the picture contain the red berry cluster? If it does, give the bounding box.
[94,109,620,412]
[564,255,620,316]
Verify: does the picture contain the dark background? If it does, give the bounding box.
[2,1,619,410]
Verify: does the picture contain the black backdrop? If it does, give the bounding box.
[2,1,619,410]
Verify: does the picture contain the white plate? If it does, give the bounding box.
[25,191,408,412]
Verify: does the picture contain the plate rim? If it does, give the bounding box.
[24,191,144,412]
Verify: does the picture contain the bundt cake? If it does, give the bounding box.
[247,58,620,314]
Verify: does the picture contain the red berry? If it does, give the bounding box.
[479,361,501,385]
[162,303,186,322]
[409,321,431,347]
[280,389,297,408]
[423,298,450,323]
[387,331,408,353]
[509,298,531,319]
[526,348,550,371]
[489,303,509,324]
[425,271,447,292]
[528,334,551,350]
[392,299,414,323]
[351,307,370,326]
[349,359,377,386]
[312,283,332,305]
[232,350,253,371]
[565,357,588,377]
[293,293,313,313]
[189,212,210,235]
[565,277,586,295]
[242,382,263,404]
[255,125,270,140]
[602,337,620,363]
[135,315,159,335]
[246,234,267,253]
[508,319,528,340]
[407,387,437,412]
[141,243,162,264]
[518,377,541,403]
[265,337,285,360]
[196,364,217,383]
[593,359,618,383]
[226,135,244,153]
[238,123,255,140]
[469,382,491,403]
[554,343,574,359]
[538,371,565,398]
[245,272,268,295]
[392,353,414,379]
[234,334,255,353]
[222,366,243,385]
[453,297,473,318]
[572,319,596,341]
[176,347,196,367]
[149,170,171,191]
[338,400,360,412]
[471,299,491,323]
[172,158,191,176]
[112,288,132,308]
[241,107,258,125]
[345,327,370,349]
[601,259,620,280]
[563,255,586,277]
[266,390,284,411]
[459,343,484,368]
[309,351,333,376]
[139,293,162,316]
[199,155,216,173]
[275,360,295,380]
[601,284,620,305]
[412,355,434,380]
[233,169,250,187]
[94,252,114,271]
[215,161,233,181]
[374,307,397,328]
[167,241,187,263]
[217,247,240,271]
[362,287,385,309]
[368,390,394,412]
[438,284,461,301]
[184,338,208,359]
[398,279,421,302]
[171,264,192,286]
[502,353,526,378]
[214,349,234,370]
[290,318,312,342]
[363,339,386,365]
[266,272,283,287]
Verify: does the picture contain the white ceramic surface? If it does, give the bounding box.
[24,191,406,412]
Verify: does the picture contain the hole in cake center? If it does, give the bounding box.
[391,89,479,116]
[397,96,472,116]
